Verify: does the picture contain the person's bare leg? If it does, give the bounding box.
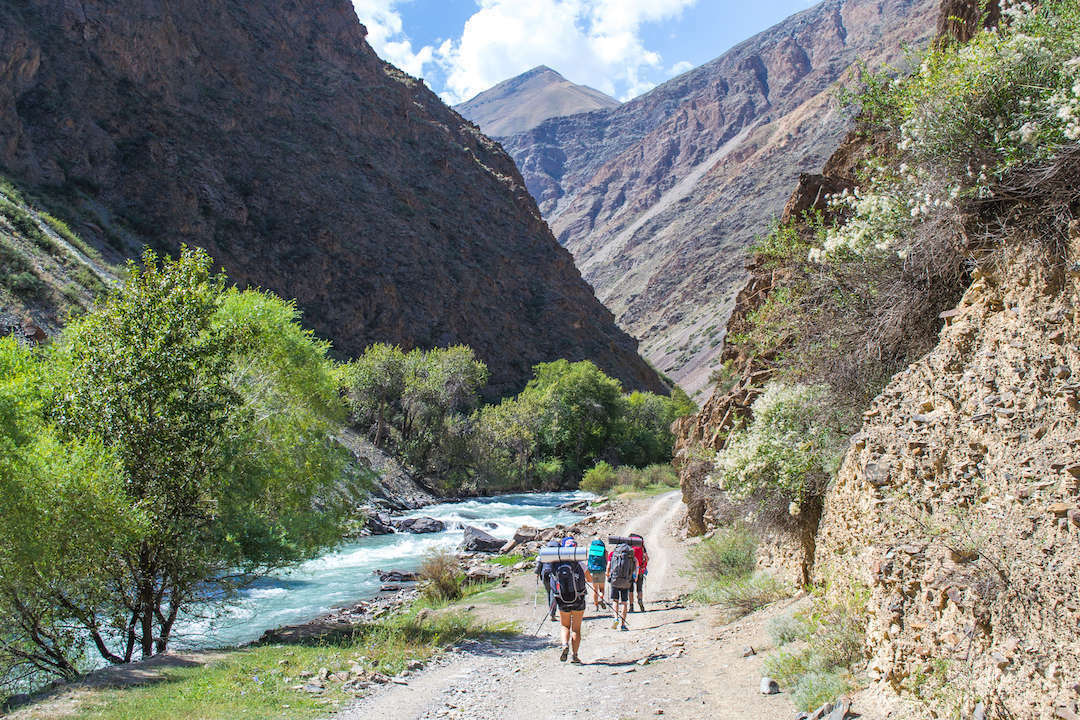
[570,610,583,658]
[559,611,571,660]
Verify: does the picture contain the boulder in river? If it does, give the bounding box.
[364,510,396,536]
[461,525,504,553]
[558,499,589,512]
[499,525,539,553]
[392,517,445,534]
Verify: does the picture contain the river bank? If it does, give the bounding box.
[4,491,625,719]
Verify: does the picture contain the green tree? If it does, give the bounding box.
[0,338,136,684]
[46,246,349,665]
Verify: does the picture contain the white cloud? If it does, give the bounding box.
[669,60,694,76]
[352,0,698,104]
[350,0,434,78]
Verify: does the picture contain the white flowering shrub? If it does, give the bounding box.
[807,0,1080,264]
[709,383,844,518]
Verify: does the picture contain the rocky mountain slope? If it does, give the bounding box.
[499,0,938,395]
[0,0,663,398]
[455,66,619,138]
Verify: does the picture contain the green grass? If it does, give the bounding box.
[24,609,514,720]
[40,212,103,262]
[466,584,526,607]
[485,553,531,567]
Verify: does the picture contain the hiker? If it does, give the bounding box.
[607,540,637,631]
[586,536,608,612]
[551,536,587,663]
[629,532,649,613]
[535,538,562,622]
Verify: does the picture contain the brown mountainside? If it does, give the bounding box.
[455,65,619,138]
[0,0,663,398]
[500,0,938,395]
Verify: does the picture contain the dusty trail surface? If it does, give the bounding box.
[336,491,796,719]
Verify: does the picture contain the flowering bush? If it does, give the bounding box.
[807,0,1080,264]
[709,383,844,517]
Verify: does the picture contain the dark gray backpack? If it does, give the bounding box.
[609,544,634,589]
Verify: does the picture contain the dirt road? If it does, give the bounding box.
[335,491,797,720]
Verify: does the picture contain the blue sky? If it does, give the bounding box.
[351,0,818,105]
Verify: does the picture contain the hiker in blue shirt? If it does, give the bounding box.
[585,536,608,612]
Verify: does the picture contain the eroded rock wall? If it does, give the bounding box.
[816,242,1080,718]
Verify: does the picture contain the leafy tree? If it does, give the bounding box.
[0,338,136,685]
[41,246,349,665]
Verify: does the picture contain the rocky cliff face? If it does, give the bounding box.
[0,0,663,398]
[500,0,938,395]
[455,66,619,138]
[816,243,1080,719]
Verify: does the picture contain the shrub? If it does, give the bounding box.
[580,461,617,493]
[73,263,107,297]
[6,270,44,298]
[711,383,844,522]
[762,589,868,710]
[703,572,788,618]
[768,611,809,647]
[689,526,757,583]
[418,551,463,604]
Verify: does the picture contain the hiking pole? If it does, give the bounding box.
[584,579,628,628]
[532,595,558,637]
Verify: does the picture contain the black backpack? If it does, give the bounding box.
[552,562,585,604]
[609,544,635,589]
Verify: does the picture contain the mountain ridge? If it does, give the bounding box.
[455,65,619,138]
[0,0,663,398]
[500,0,939,395]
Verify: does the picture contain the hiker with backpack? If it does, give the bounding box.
[585,536,608,612]
[607,540,637,631]
[535,538,563,622]
[629,532,649,613]
[551,536,587,663]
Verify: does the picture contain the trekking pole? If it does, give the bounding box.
[532,596,558,637]
[584,580,627,627]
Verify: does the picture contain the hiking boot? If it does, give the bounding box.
[611,619,620,629]
[638,600,646,613]
[620,623,629,631]
[570,655,582,664]
[559,646,569,662]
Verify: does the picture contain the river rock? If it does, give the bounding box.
[392,517,445,534]
[500,525,540,553]
[376,570,419,582]
[364,510,396,536]
[559,499,590,512]
[760,676,780,695]
[461,525,504,553]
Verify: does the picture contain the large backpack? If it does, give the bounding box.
[609,544,635,589]
[587,539,607,573]
[552,562,585,604]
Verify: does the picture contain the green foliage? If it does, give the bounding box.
[698,572,788,618]
[690,525,787,617]
[343,344,488,483]
[72,263,107,297]
[347,351,691,494]
[689,526,757,582]
[712,383,844,520]
[39,212,102,262]
[580,460,617,493]
[0,199,54,254]
[417,551,463,604]
[33,610,512,720]
[762,590,868,711]
[0,246,351,687]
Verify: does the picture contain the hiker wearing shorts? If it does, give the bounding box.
[585,536,607,612]
[607,542,637,631]
[551,537,587,663]
[629,532,649,613]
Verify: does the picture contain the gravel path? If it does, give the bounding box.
[334,491,799,720]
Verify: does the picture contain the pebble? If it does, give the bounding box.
[760,677,780,695]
